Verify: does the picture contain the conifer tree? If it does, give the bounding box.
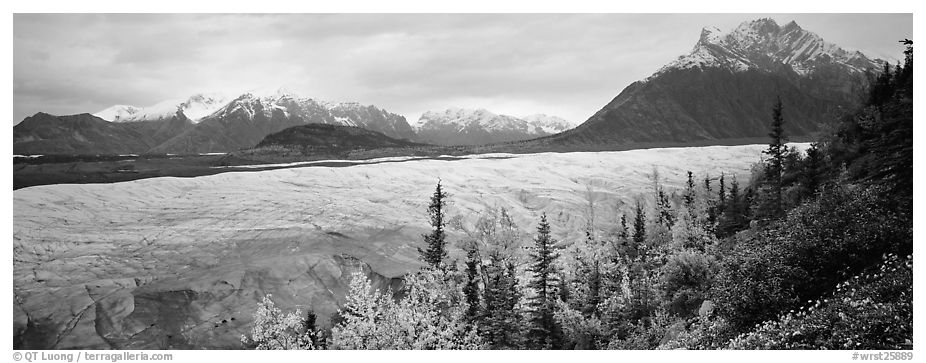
[704,174,718,229]
[583,263,602,316]
[684,171,696,211]
[628,200,653,319]
[760,97,787,219]
[481,255,522,348]
[632,200,647,251]
[799,142,823,199]
[703,174,712,195]
[650,168,675,229]
[419,181,449,268]
[526,213,562,348]
[474,208,524,349]
[656,189,675,229]
[717,174,756,238]
[462,242,481,322]
[614,214,632,257]
[619,214,629,241]
[718,172,727,207]
[729,176,739,210]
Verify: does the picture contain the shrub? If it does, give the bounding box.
[711,184,910,332]
[727,254,912,350]
[657,250,717,318]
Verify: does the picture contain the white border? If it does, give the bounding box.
[4,2,922,363]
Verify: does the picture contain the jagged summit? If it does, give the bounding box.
[657,18,882,77]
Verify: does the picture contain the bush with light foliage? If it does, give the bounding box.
[330,269,483,349]
[241,294,319,350]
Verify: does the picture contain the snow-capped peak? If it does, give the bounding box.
[94,105,144,123]
[520,114,575,134]
[655,18,883,77]
[93,92,234,123]
[178,92,235,121]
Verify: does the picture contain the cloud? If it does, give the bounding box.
[12,13,913,125]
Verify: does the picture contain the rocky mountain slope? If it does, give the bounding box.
[544,18,883,147]
[414,108,573,146]
[12,113,164,155]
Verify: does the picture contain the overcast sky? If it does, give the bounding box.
[13,13,912,125]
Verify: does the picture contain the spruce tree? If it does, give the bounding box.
[619,214,629,241]
[462,243,481,322]
[684,171,696,210]
[729,176,739,210]
[761,97,787,219]
[419,181,449,268]
[703,174,718,231]
[629,200,651,320]
[526,213,562,348]
[633,200,647,250]
[718,172,727,207]
[615,214,631,256]
[584,264,602,315]
[481,255,522,348]
[799,142,823,199]
[717,175,751,238]
[656,189,675,228]
[476,209,523,349]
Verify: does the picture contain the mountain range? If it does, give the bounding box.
[145,90,420,154]
[14,90,422,155]
[13,18,885,156]
[14,88,574,154]
[414,109,574,146]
